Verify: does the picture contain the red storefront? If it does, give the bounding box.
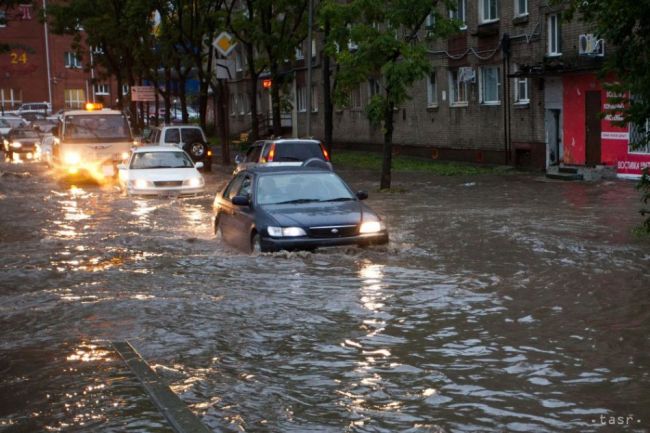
[563,73,650,179]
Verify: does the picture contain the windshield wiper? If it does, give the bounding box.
[273,198,320,204]
[320,197,354,202]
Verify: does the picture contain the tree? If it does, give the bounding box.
[324,0,456,189]
[561,0,650,231]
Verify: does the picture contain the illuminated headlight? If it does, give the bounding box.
[121,152,130,160]
[184,176,204,187]
[10,141,22,149]
[130,179,152,189]
[267,226,306,237]
[63,152,81,165]
[359,220,384,234]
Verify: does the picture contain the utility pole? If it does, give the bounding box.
[305,0,313,137]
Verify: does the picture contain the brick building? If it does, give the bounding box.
[0,1,123,113]
[226,0,650,177]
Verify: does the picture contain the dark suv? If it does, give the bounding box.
[234,138,332,174]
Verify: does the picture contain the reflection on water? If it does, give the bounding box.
[0,164,649,432]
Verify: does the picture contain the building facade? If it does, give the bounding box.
[225,0,650,178]
[0,1,122,113]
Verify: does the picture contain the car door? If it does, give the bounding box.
[218,173,245,245]
[229,174,256,250]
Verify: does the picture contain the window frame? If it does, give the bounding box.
[547,13,561,56]
[448,70,468,107]
[448,0,467,29]
[479,0,499,23]
[64,52,82,69]
[513,70,529,105]
[94,83,110,96]
[297,86,307,112]
[427,71,438,108]
[479,66,501,105]
[515,0,528,17]
[64,88,85,109]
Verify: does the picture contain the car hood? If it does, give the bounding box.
[261,200,364,227]
[123,167,201,181]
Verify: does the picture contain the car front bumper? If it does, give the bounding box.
[260,231,389,252]
[128,186,205,196]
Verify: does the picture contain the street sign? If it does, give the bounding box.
[131,86,156,102]
[213,32,237,57]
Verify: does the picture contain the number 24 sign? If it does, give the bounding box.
[10,51,28,64]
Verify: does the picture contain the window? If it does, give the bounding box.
[427,71,438,107]
[547,14,561,56]
[480,0,498,23]
[629,119,650,154]
[311,86,318,112]
[122,84,129,95]
[230,94,237,116]
[164,128,180,144]
[95,83,109,96]
[311,39,317,59]
[0,10,6,27]
[425,13,435,29]
[480,66,501,104]
[235,52,243,71]
[239,94,247,115]
[449,0,466,28]
[448,70,468,106]
[513,68,528,104]
[368,78,381,98]
[0,88,23,111]
[295,44,304,60]
[350,85,362,109]
[64,88,85,108]
[297,86,307,112]
[64,52,82,68]
[515,0,528,16]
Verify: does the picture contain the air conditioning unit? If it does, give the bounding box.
[458,66,476,83]
[578,34,605,56]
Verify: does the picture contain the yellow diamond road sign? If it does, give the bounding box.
[213,32,236,56]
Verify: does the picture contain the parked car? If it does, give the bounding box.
[14,102,51,116]
[3,127,42,162]
[233,138,332,174]
[0,115,29,130]
[117,146,205,195]
[0,118,12,138]
[146,124,212,171]
[212,165,389,253]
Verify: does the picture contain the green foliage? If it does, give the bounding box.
[333,150,508,176]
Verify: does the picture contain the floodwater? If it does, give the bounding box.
[0,161,648,433]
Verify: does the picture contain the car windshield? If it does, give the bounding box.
[63,114,132,142]
[257,172,354,205]
[14,129,39,139]
[130,151,194,169]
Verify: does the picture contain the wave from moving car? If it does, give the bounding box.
[213,166,388,253]
[118,146,205,195]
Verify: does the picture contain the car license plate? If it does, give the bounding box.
[102,165,115,177]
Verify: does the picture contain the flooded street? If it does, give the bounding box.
[1,161,649,433]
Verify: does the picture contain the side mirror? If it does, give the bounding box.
[232,195,250,206]
[356,190,368,200]
[234,153,243,164]
[194,161,204,169]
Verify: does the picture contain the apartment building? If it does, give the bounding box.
[224,0,650,177]
[0,1,122,113]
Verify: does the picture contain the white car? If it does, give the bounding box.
[118,146,205,195]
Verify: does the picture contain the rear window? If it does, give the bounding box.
[268,141,324,162]
[181,128,204,143]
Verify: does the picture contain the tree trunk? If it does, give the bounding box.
[380,99,395,190]
[246,44,259,141]
[216,80,231,165]
[164,67,172,124]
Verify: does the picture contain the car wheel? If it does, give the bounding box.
[251,232,262,254]
[186,142,206,160]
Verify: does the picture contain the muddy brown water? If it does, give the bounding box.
[1,162,648,432]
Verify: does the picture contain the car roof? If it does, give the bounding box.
[243,165,332,175]
[252,138,321,145]
[133,145,186,153]
[64,109,124,116]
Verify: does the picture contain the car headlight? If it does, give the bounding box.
[63,152,81,165]
[267,226,306,237]
[121,152,130,160]
[130,179,152,189]
[10,141,22,149]
[184,176,204,187]
[359,220,384,234]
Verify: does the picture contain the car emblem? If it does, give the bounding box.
[331,228,339,234]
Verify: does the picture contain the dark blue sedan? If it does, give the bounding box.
[212,166,389,253]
